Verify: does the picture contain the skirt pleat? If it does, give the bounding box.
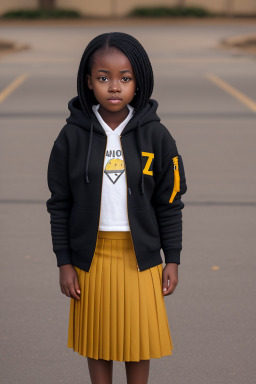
[67,231,173,362]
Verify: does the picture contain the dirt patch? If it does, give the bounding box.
[220,34,256,55]
[0,38,30,59]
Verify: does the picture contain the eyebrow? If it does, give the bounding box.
[97,69,132,74]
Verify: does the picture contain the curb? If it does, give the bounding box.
[0,16,256,27]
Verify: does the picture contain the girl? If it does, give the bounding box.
[46,32,187,384]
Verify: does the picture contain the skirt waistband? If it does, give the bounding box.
[97,231,131,240]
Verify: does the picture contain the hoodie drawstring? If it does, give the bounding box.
[85,121,94,184]
[85,119,145,196]
[136,120,145,195]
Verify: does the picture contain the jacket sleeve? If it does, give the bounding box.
[152,140,187,265]
[46,141,73,267]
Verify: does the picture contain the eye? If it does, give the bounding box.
[98,76,108,82]
[122,77,132,82]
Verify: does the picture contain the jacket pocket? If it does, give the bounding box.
[169,156,180,203]
[150,205,159,230]
[129,206,161,253]
[68,206,98,251]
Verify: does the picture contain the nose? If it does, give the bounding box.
[109,79,121,93]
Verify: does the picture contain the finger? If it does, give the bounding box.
[74,274,81,295]
[64,286,71,298]
[162,272,169,294]
[60,285,68,296]
[163,279,178,296]
[68,284,80,301]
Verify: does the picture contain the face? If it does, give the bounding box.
[86,47,136,115]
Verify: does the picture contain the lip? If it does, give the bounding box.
[108,99,122,104]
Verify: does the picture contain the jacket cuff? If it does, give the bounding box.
[55,249,72,267]
[164,248,180,264]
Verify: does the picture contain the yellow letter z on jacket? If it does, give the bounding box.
[46,97,187,272]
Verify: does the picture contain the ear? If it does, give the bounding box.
[86,74,93,90]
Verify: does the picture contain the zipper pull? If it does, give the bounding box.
[128,187,131,195]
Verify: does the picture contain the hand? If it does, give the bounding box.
[162,263,178,296]
[59,264,81,300]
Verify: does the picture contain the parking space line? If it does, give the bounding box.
[0,74,29,104]
[205,73,256,113]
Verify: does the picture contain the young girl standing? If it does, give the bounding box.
[46,32,187,384]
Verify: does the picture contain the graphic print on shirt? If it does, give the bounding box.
[104,149,125,184]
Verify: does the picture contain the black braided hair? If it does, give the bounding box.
[77,32,154,117]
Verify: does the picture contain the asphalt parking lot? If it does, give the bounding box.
[0,18,256,384]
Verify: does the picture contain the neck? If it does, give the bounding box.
[98,105,129,130]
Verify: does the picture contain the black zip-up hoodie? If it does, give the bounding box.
[46,96,187,272]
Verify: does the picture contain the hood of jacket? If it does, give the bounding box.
[65,95,161,195]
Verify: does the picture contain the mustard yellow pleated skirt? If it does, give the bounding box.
[67,231,173,362]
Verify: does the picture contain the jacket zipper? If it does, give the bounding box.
[119,134,140,271]
[169,155,180,203]
[96,136,108,238]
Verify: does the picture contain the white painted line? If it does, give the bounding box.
[0,73,28,104]
[206,73,256,113]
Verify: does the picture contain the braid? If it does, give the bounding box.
[77,32,154,116]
